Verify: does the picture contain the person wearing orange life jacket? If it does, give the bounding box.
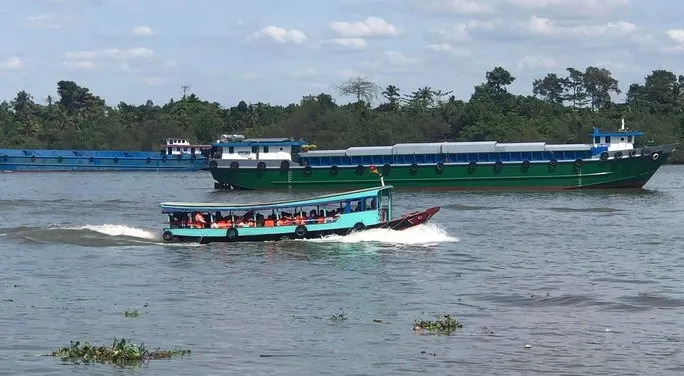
[191,212,207,228]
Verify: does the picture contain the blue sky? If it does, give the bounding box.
[1,0,684,107]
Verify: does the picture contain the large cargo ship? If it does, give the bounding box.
[0,138,210,172]
[205,121,676,191]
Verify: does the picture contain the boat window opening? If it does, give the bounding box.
[620,137,625,142]
[252,146,258,153]
[605,136,611,143]
[628,136,633,142]
[595,136,600,143]
[229,146,234,154]
[264,146,269,153]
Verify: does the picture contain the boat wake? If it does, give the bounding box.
[0,224,171,247]
[303,223,458,246]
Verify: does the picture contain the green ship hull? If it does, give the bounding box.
[209,144,675,191]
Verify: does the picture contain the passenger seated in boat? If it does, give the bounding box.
[190,212,207,228]
[366,198,376,210]
[169,214,182,228]
[353,200,362,212]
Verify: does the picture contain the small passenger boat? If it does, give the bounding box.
[159,185,439,243]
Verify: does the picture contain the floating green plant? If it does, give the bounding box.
[123,309,140,317]
[413,314,462,335]
[49,338,190,365]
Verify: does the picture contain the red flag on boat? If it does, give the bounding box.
[369,165,379,174]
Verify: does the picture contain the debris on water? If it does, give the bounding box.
[373,319,383,323]
[49,338,190,365]
[413,314,462,335]
[330,309,347,322]
[525,344,532,349]
[123,309,140,317]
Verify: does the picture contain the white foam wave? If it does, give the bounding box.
[60,224,158,240]
[304,223,458,245]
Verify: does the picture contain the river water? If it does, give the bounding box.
[1,167,683,375]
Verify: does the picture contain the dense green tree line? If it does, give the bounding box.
[0,67,682,161]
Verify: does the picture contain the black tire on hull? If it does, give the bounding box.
[295,225,307,238]
[162,231,174,241]
[226,227,238,242]
[351,222,366,233]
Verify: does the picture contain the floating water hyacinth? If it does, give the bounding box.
[49,338,190,365]
[413,314,463,335]
[123,309,140,317]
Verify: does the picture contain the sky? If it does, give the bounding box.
[1,0,684,107]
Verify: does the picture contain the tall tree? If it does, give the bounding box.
[564,68,588,108]
[381,85,401,110]
[334,76,380,104]
[583,66,620,110]
[532,73,567,103]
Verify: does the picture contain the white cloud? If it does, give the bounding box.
[517,55,557,70]
[426,43,472,56]
[64,47,154,61]
[505,0,630,15]
[384,51,420,66]
[421,0,495,14]
[132,26,154,36]
[325,38,367,49]
[251,26,307,44]
[666,29,684,44]
[24,14,60,29]
[437,24,470,42]
[522,16,636,38]
[63,60,96,70]
[662,29,684,54]
[329,17,398,38]
[0,57,22,70]
[434,19,502,43]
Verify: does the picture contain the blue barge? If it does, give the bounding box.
[0,138,210,172]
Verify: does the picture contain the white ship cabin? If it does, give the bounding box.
[213,134,309,160]
[163,138,211,156]
[591,119,644,152]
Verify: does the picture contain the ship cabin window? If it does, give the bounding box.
[252,146,258,153]
[229,146,234,154]
[183,147,188,152]
[264,146,269,153]
[167,147,172,155]
[620,137,625,142]
[191,147,195,154]
[595,136,600,144]
[605,136,611,143]
[628,136,633,142]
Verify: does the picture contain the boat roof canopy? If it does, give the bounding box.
[160,186,392,213]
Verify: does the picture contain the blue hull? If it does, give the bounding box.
[0,149,208,172]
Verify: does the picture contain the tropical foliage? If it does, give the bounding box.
[1,67,682,160]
